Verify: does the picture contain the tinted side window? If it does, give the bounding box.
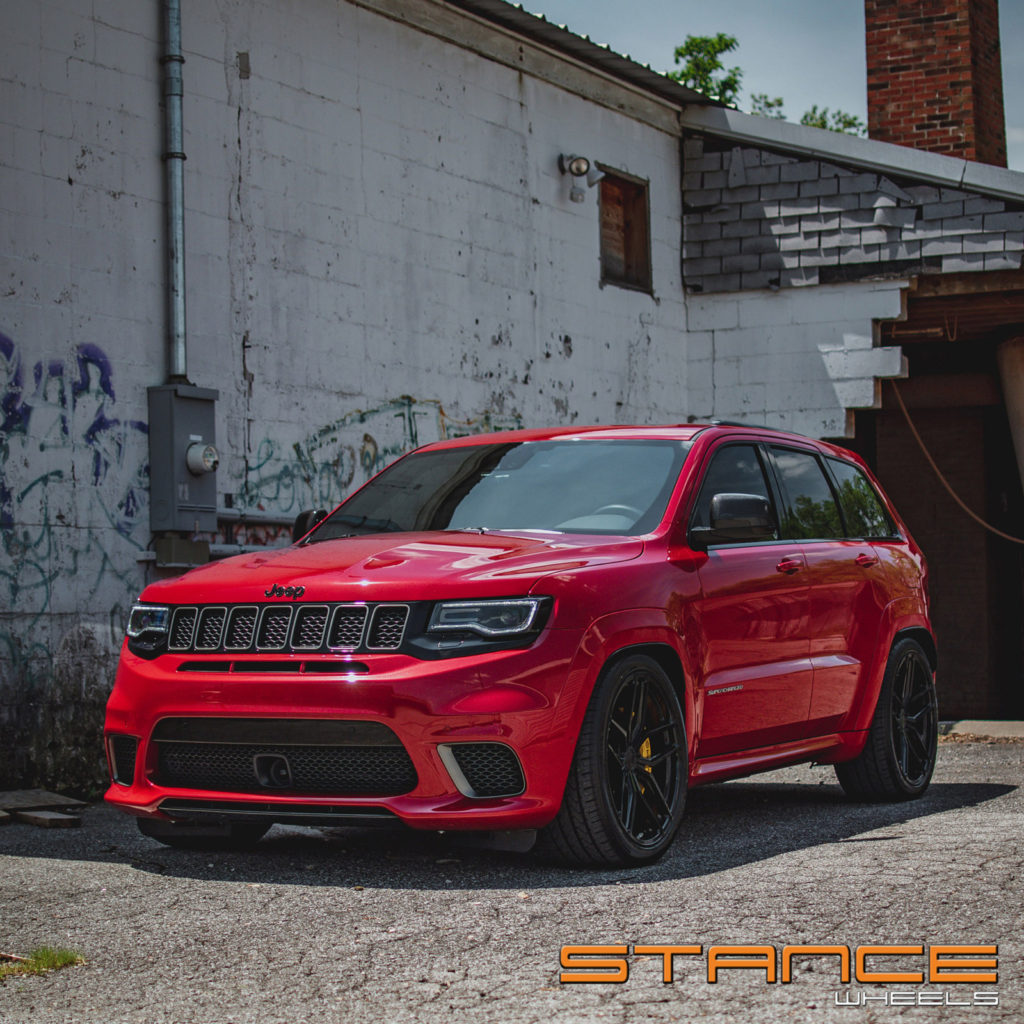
[771,447,843,540]
[691,444,776,532]
[827,458,897,538]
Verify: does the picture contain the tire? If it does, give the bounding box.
[137,817,269,850]
[835,637,938,802]
[539,653,688,867]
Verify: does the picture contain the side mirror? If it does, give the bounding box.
[292,508,327,543]
[690,493,775,549]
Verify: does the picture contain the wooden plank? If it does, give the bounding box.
[0,789,87,812]
[0,810,10,826]
[13,810,82,829]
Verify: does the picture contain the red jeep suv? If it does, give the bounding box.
[105,424,938,866]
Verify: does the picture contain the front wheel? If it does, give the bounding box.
[835,637,938,801]
[540,653,688,867]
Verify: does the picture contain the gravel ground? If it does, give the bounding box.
[1,739,1020,1024]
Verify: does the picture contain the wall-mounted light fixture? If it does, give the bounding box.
[559,154,605,203]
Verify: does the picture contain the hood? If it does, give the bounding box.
[143,531,644,604]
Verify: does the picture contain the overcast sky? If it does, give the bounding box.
[524,0,1024,171]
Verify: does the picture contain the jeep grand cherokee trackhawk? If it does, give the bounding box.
[105,424,938,867]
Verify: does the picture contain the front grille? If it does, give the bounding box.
[156,743,417,795]
[444,743,525,798]
[225,606,258,649]
[165,603,409,655]
[151,718,418,796]
[109,735,138,786]
[367,605,409,649]
[170,608,197,649]
[257,607,292,650]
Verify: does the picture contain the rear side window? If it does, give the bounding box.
[771,447,843,540]
[691,444,776,532]
[827,458,898,539]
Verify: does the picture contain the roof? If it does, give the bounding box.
[443,0,713,108]
[446,0,1024,206]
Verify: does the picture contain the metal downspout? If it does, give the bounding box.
[163,0,188,382]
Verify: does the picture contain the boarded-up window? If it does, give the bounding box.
[599,170,651,291]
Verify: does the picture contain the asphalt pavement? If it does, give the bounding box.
[1,736,1021,1024]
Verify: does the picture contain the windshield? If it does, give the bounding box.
[309,439,691,541]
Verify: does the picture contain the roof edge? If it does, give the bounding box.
[681,106,1024,204]
[444,0,714,108]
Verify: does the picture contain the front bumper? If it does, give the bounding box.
[104,627,585,831]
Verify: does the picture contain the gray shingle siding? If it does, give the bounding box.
[682,135,1024,293]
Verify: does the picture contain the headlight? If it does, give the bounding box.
[126,604,171,638]
[428,599,541,637]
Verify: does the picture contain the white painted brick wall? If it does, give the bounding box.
[686,281,907,437]
[1,0,692,778]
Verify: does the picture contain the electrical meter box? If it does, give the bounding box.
[148,384,220,533]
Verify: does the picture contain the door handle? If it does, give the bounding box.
[855,553,879,568]
[776,557,803,575]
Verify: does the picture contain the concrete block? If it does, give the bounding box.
[684,296,739,330]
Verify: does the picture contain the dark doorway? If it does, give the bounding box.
[845,273,1024,720]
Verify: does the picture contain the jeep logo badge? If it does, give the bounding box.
[265,584,305,599]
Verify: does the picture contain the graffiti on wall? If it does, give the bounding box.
[230,397,522,537]
[0,332,149,674]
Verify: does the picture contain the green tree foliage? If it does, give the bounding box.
[750,93,786,119]
[668,36,866,136]
[800,104,866,136]
[667,33,742,106]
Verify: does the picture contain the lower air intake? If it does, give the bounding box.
[441,742,525,798]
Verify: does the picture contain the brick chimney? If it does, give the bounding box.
[865,0,1007,167]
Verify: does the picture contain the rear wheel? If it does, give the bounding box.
[540,653,688,867]
[137,817,269,850]
[835,637,938,801]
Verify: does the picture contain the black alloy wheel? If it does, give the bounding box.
[889,643,938,789]
[539,653,688,867]
[835,637,938,801]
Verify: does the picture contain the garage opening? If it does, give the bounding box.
[847,272,1024,720]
